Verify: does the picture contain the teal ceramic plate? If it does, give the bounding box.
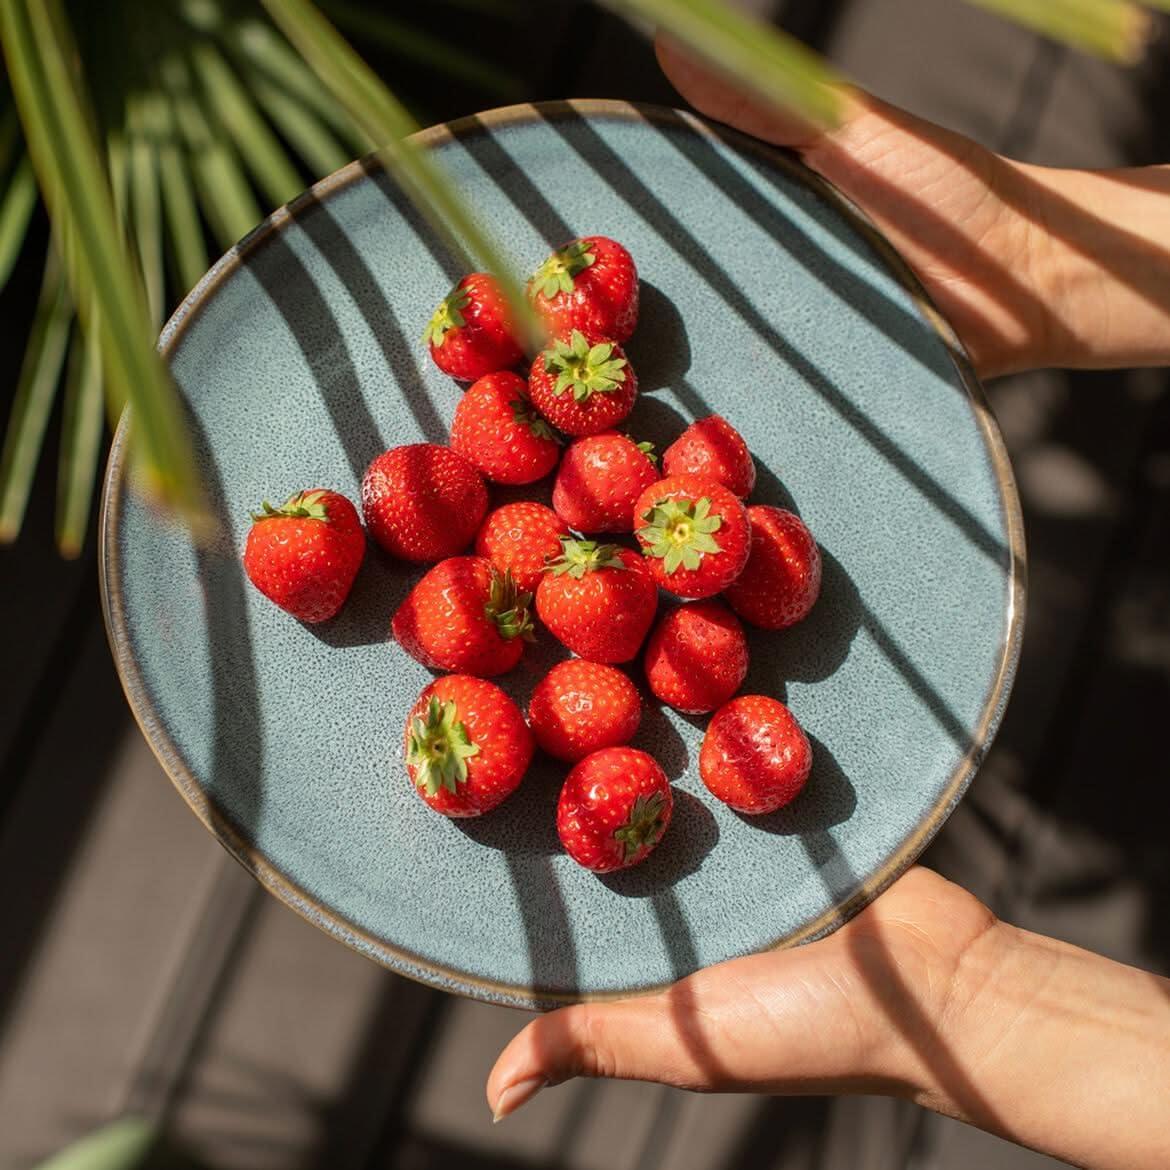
[101,100,1024,1009]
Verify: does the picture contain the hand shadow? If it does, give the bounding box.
[736,732,856,835]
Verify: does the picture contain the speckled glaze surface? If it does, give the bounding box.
[101,101,1024,1010]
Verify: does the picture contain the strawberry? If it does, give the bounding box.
[552,431,658,533]
[633,474,750,599]
[643,600,748,714]
[404,675,533,817]
[724,506,822,629]
[557,746,672,872]
[528,330,637,437]
[243,489,364,623]
[528,660,642,763]
[662,415,756,498]
[391,556,534,677]
[700,695,812,814]
[528,236,638,344]
[475,501,569,593]
[450,371,560,485]
[424,273,523,381]
[535,538,658,664]
[361,443,487,563]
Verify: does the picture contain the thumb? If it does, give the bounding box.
[654,33,868,154]
[486,990,720,1121]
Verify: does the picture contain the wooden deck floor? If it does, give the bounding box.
[2,2,1168,1168]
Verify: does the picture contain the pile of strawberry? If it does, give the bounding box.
[243,236,821,875]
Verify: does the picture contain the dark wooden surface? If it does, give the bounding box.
[2,2,1168,1167]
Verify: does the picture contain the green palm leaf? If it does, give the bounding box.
[0,154,38,292]
[56,318,104,557]
[0,0,204,529]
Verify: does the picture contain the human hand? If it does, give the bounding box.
[655,38,1170,376]
[488,864,1170,1170]
[487,866,997,1115]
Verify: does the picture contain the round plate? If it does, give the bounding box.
[101,100,1024,1009]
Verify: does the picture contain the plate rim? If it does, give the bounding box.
[99,98,1027,1010]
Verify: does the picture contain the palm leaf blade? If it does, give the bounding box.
[0,154,39,293]
[964,0,1149,61]
[601,0,843,126]
[56,320,104,557]
[247,72,352,177]
[259,0,537,346]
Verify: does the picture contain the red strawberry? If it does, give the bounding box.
[528,330,637,437]
[535,538,658,664]
[404,675,533,817]
[724,506,822,629]
[633,474,750,599]
[243,489,364,623]
[700,695,812,814]
[528,236,638,344]
[643,600,748,714]
[528,660,642,763]
[361,443,487,563]
[557,747,672,872]
[391,556,533,677]
[552,431,658,533]
[424,273,523,381]
[475,502,569,593]
[663,415,756,498]
[450,371,560,485]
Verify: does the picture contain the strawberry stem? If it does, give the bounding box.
[407,696,481,797]
[637,496,723,573]
[250,490,329,523]
[545,537,627,580]
[485,568,536,641]
[423,282,470,347]
[541,330,627,403]
[529,239,595,301]
[613,791,668,861]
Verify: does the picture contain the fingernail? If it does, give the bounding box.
[492,1076,548,1123]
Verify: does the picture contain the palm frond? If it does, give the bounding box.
[0,0,204,530]
[189,39,304,208]
[245,70,353,177]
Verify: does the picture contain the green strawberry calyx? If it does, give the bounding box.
[613,791,668,861]
[510,397,560,443]
[486,568,536,642]
[423,282,470,347]
[530,238,595,300]
[545,537,627,580]
[542,330,627,403]
[407,696,481,797]
[250,489,329,524]
[635,439,658,465]
[637,496,723,574]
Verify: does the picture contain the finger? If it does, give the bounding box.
[654,33,865,152]
[487,991,718,1120]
